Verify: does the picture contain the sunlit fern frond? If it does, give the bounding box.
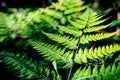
[29,40,73,68]
[80,31,117,44]
[83,24,111,33]
[75,44,120,64]
[72,64,120,80]
[69,7,108,30]
[42,32,78,49]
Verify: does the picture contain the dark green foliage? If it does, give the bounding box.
[0,51,57,80]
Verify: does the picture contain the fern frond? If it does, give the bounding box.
[43,32,78,49]
[80,31,117,44]
[79,7,107,27]
[58,26,82,37]
[29,40,73,68]
[0,51,48,79]
[72,64,120,80]
[69,7,108,30]
[63,0,85,15]
[75,44,120,64]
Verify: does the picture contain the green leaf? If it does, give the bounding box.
[110,20,120,27]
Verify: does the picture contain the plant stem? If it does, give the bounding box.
[67,36,81,80]
[67,66,73,80]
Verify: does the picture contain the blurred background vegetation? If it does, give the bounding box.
[0,0,120,26]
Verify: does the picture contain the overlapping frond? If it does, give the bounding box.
[29,40,73,68]
[37,7,120,66]
[72,64,120,80]
[39,0,86,27]
[50,0,85,15]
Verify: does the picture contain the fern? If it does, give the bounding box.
[80,31,117,44]
[72,64,120,80]
[75,44,120,64]
[42,32,78,49]
[29,40,73,68]
[0,51,56,80]
[58,26,83,37]
[29,4,120,80]
[0,0,120,80]
[69,8,107,29]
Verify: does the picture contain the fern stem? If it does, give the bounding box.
[67,36,81,80]
[76,36,81,53]
[67,66,73,80]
